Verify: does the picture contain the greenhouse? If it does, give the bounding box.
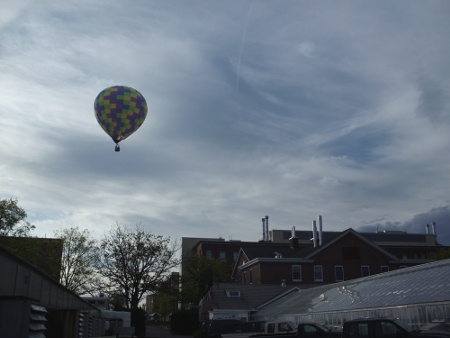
[253,259,450,331]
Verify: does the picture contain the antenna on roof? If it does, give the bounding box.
[262,217,266,241]
[318,215,323,246]
[312,220,318,247]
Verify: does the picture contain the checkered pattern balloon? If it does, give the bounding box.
[94,86,148,144]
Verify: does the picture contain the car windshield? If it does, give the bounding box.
[315,324,331,332]
[392,319,413,332]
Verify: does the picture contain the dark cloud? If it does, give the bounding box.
[357,205,450,246]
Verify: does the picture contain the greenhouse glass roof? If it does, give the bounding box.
[256,259,450,316]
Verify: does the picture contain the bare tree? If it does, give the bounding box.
[54,227,98,295]
[98,223,179,310]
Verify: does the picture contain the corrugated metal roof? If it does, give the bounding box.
[255,259,450,316]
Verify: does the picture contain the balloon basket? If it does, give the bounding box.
[115,144,120,152]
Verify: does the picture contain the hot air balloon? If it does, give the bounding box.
[94,85,148,151]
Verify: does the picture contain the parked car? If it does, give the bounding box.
[224,321,340,338]
[296,323,341,338]
[201,319,265,338]
[342,318,450,338]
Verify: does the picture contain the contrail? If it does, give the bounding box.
[236,1,254,90]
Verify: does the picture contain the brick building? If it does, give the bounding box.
[232,228,438,285]
[182,217,446,287]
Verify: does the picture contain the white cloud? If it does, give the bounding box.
[1,1,450,245]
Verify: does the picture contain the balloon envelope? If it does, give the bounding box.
[94,85,148,144]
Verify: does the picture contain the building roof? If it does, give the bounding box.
[0,243,99,312]
[205,283,299,311]
[233,229,402,276]
[239,243,307,260]
[254,258,450,318]
[274,229,439,246]
[304,228,398,260]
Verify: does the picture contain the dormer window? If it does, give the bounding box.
[226,290,241,297]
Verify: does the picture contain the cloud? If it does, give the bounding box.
[1,1,450,248]
[357,205,450,245]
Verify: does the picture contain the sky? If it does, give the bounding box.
[1,1,450,246]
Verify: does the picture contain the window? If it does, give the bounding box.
[361,265,370,277]
[375,321,405,338]
[206,250,212,259]
[243,271,247,284]
[302,325,320,336]
[292,265,302,282]
[347,323,369,338]
[278,322,294,332]
[335,265,344,282]
[219,251,226,261]
[380,266,389,273]
[226,290,241,297]
[314,265,323,282]
[249,269,253,284]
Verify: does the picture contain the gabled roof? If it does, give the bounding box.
[205,283,299,311]
[231,243,313,277]
[304,228,398,260]
[232,228,400,277]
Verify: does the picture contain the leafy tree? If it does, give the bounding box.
[181,254,232,304]
[98,223,180,311]
[428,247,450,260]
[0,198,35,237]
[54,227,98,295]
[151,273,180,320]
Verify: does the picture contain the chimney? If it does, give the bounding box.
[426,224,430,234]
[289,226,299,249]
[262,218,266,241]
[318,215,323,246]
[312,220,318,247]
[432,222,437,236]
[265,215,269,242]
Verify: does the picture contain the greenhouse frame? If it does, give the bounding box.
[253,259,450,331]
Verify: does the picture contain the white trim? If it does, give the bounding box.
[292,265,302,282]
[335,265,344,282]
